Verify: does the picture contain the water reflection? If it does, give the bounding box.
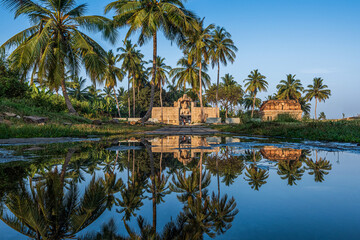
[0,136,338,239]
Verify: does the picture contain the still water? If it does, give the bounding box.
[0,135,359,239]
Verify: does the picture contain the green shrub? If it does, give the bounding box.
[0,77,28,98]
[275,113,299,122]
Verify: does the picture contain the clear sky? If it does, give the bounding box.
[1,0,359,119]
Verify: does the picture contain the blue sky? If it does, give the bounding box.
[1,0,359,118]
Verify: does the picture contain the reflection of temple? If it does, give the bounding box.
[150,136,220,165]
[260,146,302,161]
[260,100,302,121]
[152,94,219,125]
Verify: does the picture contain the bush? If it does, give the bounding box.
[275,113,299,122]
[0,77,28,98]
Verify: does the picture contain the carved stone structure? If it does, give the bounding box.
[150,136,220,165]
[152,94,219,125]
[259,100,302,121]
[260,146,302,161]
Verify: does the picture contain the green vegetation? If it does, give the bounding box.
[0,98,158,139]
[212,120,360,143]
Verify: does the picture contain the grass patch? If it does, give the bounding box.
[0,123,158,139]
[213,120,360,143]
[0,98,91,124]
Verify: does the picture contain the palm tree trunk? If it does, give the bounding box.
[113,87,121,118]
[199,151,203,199]
[251,92,256,118]
[216,153,220,201]
[142,140,156,232]
[133,77,136,118]
[128,74,131,118]
[216,60,220,116]
[315,98,318,120]
[199,61,204,123]
[60,149,76,185]
[132,146,135,183]
[160,81,163,123]
[61,78,77,115]
[141,32,157,123]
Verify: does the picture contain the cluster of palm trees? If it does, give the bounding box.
[243,70,331,119]
[1,0,239,122]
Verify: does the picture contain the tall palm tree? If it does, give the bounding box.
[2,0,116,114]
[184,19,215,122]
[304,77,331,120]
[170,54,210,93]
[148,56,171,122]
[103,50,125,118]
[117,40,144,118]
[210,26,238,110]
[276,74,303,100]
[105,0,198,123]
[244,69,268,118]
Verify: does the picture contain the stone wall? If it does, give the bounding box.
[191,107,220,123]
[261,110,303,121]
[152,107,180,125]
[260,100,303,121]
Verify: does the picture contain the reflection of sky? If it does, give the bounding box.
[1,0,360,118]
[1,139,360,239]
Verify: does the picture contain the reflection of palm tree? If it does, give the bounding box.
[170,170,211,204]
[80,219,125,240]
[305,155,332,182]
[244,166,269,191]
[1,172,108,239]
[277,160,305,186]
[102,173,124,210]
[209,192,239,234]
[116,175,146,221]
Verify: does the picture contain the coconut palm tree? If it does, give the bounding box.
[88,85,102,102]
[244,166,269,191]
[276,74,303,100]
[277,160,305,186]
[210,27,238,110]
[147,56,171,122]
[305,151,332,182]
[170,169,211,204]
[304,77,331,120]
[103,50,125,118]
[170,54,210,93]
[0,172,109,239]
[222,73,237,87]
[105,0,198,123]
[67,76,90,101]
[244,69,268,118]
[209,192,239,234]
[117,40,144,118]
[2,0,116,114]
[299,96,311,116]
[184,19,215,122]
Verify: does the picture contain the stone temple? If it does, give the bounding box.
[259,100,302,121]
[152,94,219,125]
